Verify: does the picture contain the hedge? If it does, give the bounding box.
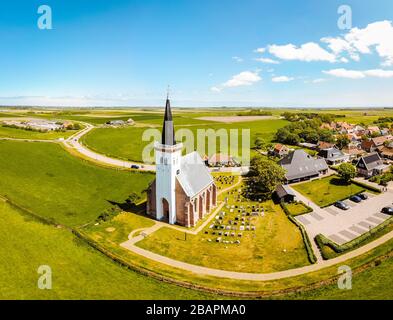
[315,216,393,260]
[280,201,317,264]
[350,179,382,194]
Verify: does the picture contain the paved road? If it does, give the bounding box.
[63,123,250,173]
[121,219,393,281]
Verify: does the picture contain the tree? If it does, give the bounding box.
[254,137,265,150]
[247,155,286,200]
[336,134,350,149]
[337,163,356,183]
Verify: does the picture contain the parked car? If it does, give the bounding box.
[381,207,393,215]
[131,165,140,169]
[349,195,362,203]
[358,193,368,200]
[334,201,350,210]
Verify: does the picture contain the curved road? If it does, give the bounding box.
[63,123,249,174]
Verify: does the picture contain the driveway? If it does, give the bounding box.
[295,189,393,245]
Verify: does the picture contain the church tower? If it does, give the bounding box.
[154,97,182,224]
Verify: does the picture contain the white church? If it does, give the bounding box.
[146,97,217,227]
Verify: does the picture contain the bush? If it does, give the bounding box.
[350,179,382,194]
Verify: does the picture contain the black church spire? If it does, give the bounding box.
[161,97,175,145]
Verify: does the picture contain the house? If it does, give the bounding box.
[353,125,366,135]
[275,184,296,203]
[108,120,126,126]
[342,146,366,160]
[337,122,354,134]
[278,149,328,184]
[318,147,349,165]
[377,145,393,160]
[316,141,336,151]
[361,135,393,152]
[271,144,289,157]
[381,128,390,136]
[298,142,317,150]
[356,153,390,178]
[208,153,238,167]
[346,133,362,143]
[366,126,381,136]
[146,97,217,227]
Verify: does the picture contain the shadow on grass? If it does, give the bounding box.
[107,200,147,215]
[329,177,351,186]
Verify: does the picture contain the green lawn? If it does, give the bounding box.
[0,140,154,226]
[292,176,365,207]
[85,211,156,245]
[291,256,393,300]
[285,202,312,216]
[0,200,216,300]
[136,181,310,273]
[81,119,288,163]
[0,125,78,140]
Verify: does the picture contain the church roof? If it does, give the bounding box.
[161,98,176,145]
[177,151,214,197]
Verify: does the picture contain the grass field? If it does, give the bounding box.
[292,176,366,207]
[81,119,288,163]
[85,212,156,245]
[291,256,393,300]
[0,141,154,226]
[136,181,310,273]
[0,125,78,140]
[0,200,216,300]
[285,202,312,216]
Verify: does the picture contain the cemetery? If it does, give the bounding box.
[136,176,311,273]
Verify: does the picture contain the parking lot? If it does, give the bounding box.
[295,190,393,245]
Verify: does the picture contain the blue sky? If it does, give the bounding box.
[1,0,393,107]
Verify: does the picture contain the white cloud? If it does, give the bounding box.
[254,48,266,53]
[272,76,294,83]
[323,68,366,79]
[322,20,393,66]
[210,86,221,93]
[312,78,327,83]
[232,56,243,63]
[363,69,393,78]
[268,42,336,62]
[222,71,262,88]
[254,57,280,64]
[323,68,393,79]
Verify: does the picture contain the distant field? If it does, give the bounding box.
[0,125,77,140]
[0,200,215,300]
[82,119,288,163]
[0,141,154,226]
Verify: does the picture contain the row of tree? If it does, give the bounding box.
[275,119,335,145]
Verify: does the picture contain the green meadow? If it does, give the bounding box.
[81,119,288,162]
[0,141,154,226]
[0,125,77,140]
[0,200,215,300]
